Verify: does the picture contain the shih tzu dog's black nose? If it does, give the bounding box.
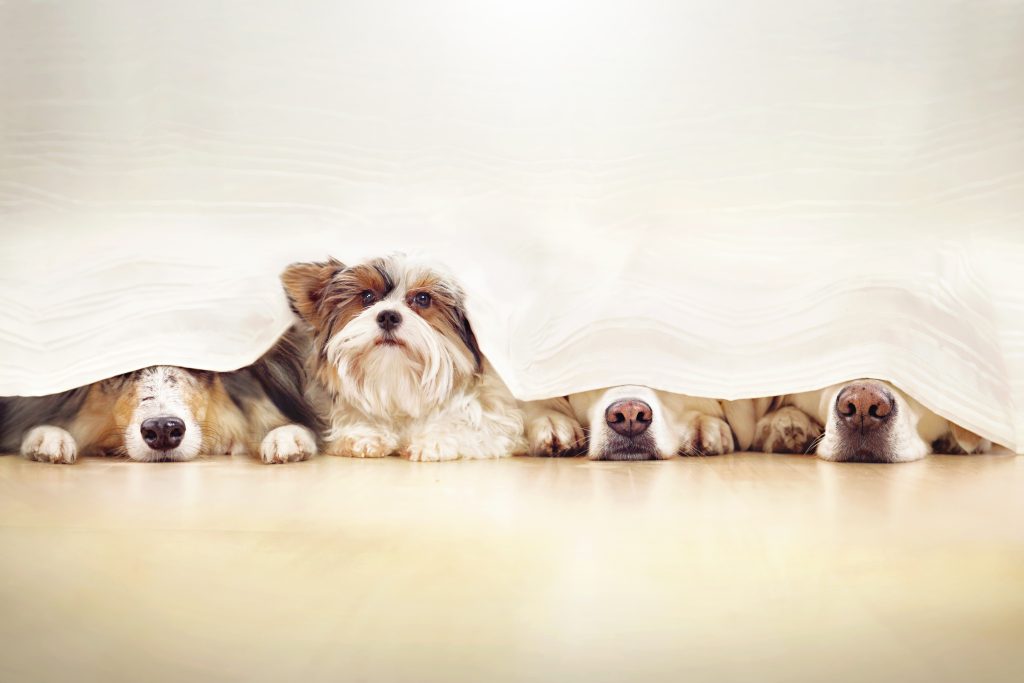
[376,309,402,332]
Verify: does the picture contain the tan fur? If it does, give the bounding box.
[75,384,123,455]
[199,379,247,454]
[950,423,987,454]
[279,258,344,327]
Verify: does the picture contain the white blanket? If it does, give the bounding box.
[2,1,1022,451]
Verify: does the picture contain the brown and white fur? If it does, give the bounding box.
[0,328,322,464]
[281,254,526,461]
[528,386,756,461]
[752,379,991,463]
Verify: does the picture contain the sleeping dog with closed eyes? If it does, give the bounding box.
[0,327,323,464]
[751,378,991,462]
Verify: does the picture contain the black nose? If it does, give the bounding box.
[376,309,402,332]
[835,383,895,432]
[140,416,186,450]
[605,399,653,437]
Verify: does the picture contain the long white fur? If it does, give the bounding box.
[320,258,525,461]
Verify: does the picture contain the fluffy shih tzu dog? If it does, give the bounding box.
[752,378,991,462]
[281,254,529,461]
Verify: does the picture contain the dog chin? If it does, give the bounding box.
[128,446,200,462]
[821,438,928,464]
[826,441,899,463]
[595,433,663,461]
[373,336,406,348]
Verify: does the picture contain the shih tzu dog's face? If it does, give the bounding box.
[281,255,483,419]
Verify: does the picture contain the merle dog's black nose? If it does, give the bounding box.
[377,309,402,332]
[140,416,186,450]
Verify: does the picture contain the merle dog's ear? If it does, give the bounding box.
[280,258,344,325]
[454,307,483,373]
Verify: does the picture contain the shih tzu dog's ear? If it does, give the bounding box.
[453,306,483,372]
[280,258,344,325]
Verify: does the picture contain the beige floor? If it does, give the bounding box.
[0,451,1021,683]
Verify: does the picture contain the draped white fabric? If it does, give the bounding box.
[1,1,1022,451]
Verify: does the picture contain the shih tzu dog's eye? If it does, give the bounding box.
[360,290,376,306]
[411,292,432,308]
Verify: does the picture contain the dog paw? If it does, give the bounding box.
[527,412,585,457]
[329,430,397,459]
[932,423,991,455]
[260,425,317,464]
[403,437,462,462]
[21,426,78,464]
[753,407,821,454]
[680,415,734,456]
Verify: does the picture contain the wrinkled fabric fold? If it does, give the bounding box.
[1,1,1022,450]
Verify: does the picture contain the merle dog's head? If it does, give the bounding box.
[99,366,217,461]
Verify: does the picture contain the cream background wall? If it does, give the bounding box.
[1,1,1022,451]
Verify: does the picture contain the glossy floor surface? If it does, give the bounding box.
[1,452,1022,683]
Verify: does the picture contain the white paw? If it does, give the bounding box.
[527,412,585,457]
[328,430,397,459]
[21,426,78,464]
[403,437,461,462]
[680,415,735,456]
[753,407,822,454]
[260,425,317,464]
